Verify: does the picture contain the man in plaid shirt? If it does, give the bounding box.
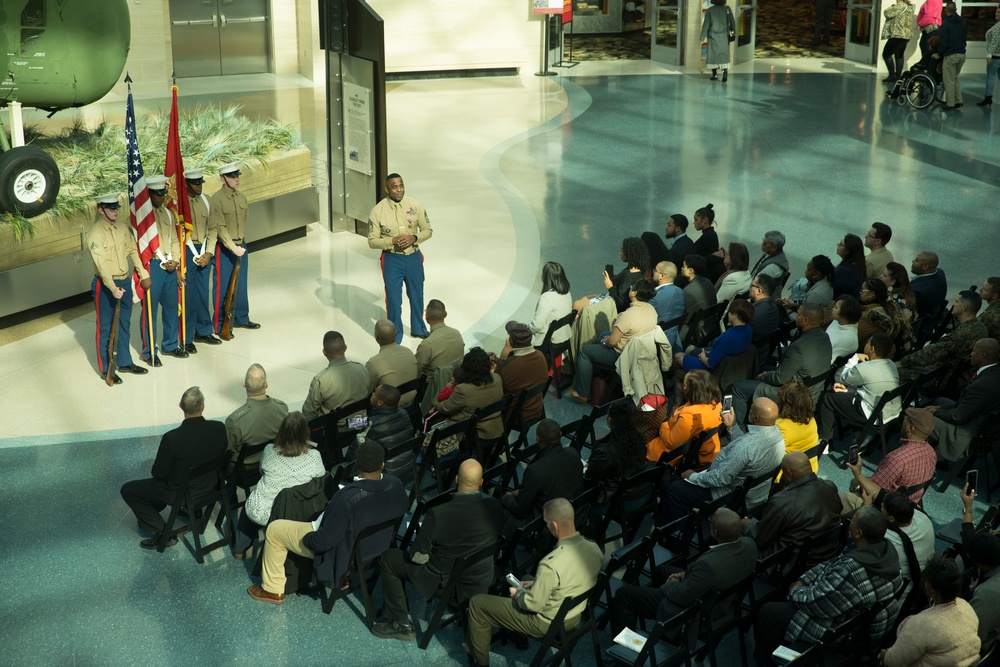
[842,407,937,511]
[753,507,903,664]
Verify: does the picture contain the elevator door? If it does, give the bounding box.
[170,0,271,77]
[844,1,880,65]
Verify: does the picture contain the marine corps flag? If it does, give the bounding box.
[164,80,193,345]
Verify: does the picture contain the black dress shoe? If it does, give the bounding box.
[102,372,123,385]
[141,355,162,367]
[118,364,149,375]
[194,334,223,345]
[371,620,416,641]
[165,348,189,359]
[185,343,198,354]
[238,321,261,330]
[140,535,178,549]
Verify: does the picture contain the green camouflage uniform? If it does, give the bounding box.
[898,319,988,384]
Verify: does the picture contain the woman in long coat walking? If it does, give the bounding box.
[700,0,736,81]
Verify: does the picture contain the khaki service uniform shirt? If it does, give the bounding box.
[513,532,603,624]
[416,322,465,376]
[302,357,370,425]
[366,344,420,402]
[367,195,432,255]
[87,218,149,291]
[187,192,218,256]
[210,186,249,253]
[152,206,181,261]
[225,396,289,461]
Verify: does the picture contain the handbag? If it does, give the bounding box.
[728,8,736,42]
[728,28,736,43]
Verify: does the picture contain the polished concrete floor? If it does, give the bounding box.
[1,57,998,665]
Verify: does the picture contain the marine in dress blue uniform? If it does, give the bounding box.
[367,173,433,344]
[139,176,187,365]
[182,167,221,352]
[211,162,259,333]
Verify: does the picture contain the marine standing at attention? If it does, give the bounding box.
[87,193,151,384]
[182,167,220,352]
[139,175,187,366]
[367,173,433,344]
[212,162,260,333]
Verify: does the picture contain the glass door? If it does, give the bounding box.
[844,1,879,64]
[734,0,757,65]
[651,0,683,65]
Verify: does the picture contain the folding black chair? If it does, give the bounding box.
[728,466,780,517]
[594,535,653,630]
[507,378,552,440]
[158,456,233,563]
[682,301,729,349]
[593,464,665,547]
[934,410,1000,497]
[696,572,756,667]
[467,395,513,466]
[496,513,546,576]
[604,604,701,667]
[834,382,911,457]
[539,310,577,398]
[527,573,607,667]
[309,395,371,467]
[319,515,402,627]
[411,418,472,503]
[417,542,498,650]
[902,365,949,408]
[398,490,453,551]
[395,375,429,431]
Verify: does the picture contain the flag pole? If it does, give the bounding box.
[172,69,187,350]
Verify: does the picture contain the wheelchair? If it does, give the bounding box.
[886,62,946,109]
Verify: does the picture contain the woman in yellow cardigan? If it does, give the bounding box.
[775,380,820,476]
[646,370,722,466]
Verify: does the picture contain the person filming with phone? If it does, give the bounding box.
[841,407,937,515]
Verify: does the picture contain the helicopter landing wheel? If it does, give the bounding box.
[0,146,61,218]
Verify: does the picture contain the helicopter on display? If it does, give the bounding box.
[0,0,130,217]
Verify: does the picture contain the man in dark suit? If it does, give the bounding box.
[120,386,227,549]
[730,304,833,426]
[372,459,505,640]
[910,251,947,338]
[501,419,583,532]
[665,214,696,274]
[929,337,1000,461]
[612,508,757,634]
[745,452,842,567]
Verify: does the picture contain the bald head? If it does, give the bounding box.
[916,251,939,272]
[244,363,267,396]
[456,459,484,492]
[655,261,677,284]
[972,338,1000,367]
[750,397,779,426]
[711,508,744,543]
[374,319,397,346]
[781,451,812,481]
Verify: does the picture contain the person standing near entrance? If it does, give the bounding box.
[933,2,967,111]
[700,0,736,82]
[368,173,433,344]
[881,0,916,83]
[812,0,836,46]
[212,162,260,334]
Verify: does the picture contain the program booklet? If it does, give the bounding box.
[613,628,647,653]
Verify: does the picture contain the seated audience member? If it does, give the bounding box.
[715,242,752,305]
[928,337,1000,462]
[961,488,1000,653]
[978,276,1000,339]
[817,333,900,444]
[749,273,784,365]
[673,299,754,376]
[750,230,790,282]
[585,401,649,505]
[495,321,549,427]
[729,304,832,427]
[573,237,651,316]
[501,420,584,526]
[692,203,721,259]
[909,251,948,337]
[247,441,408,603]
[646,370,723,465]
[120,387,227,549]
[775,380,819,474]
[779,255,835,314]
[365,319,419,403]
[225,363,288,469]
[664,214,695,275]
[569,280,658,405]
[841,408,937,512]
[864,222,894,279]
[233,412,325,559]
[661,397,784,523]
[465,498,603,667]
[529,261,573,347]
[432,347,505,451]
[612,509,757,634]
[833,233,866,299]
[879,556,981,667]
[878,492,935,595]
[826,295,861,362]
[857,279,911,353]
[415,299,466,377]
[372,460,505,641]
[753,507,903,665]
[879,262,917,315]
[301,331,370,424]
[365,384,417,480]
[680,254,718,318]
[649,261,685,351]
[897,290,987,383]
[744,452,841,565]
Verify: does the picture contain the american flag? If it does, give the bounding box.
[125,85,159,302]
